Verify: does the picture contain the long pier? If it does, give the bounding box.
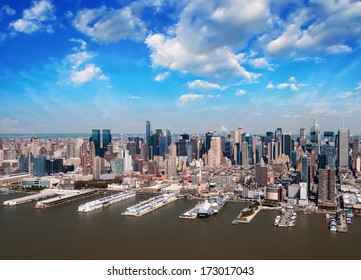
[78,190,136,212]
[122,193,178,217]
[3,190,59,206]
[35,189,97,209]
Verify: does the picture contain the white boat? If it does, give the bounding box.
[325,213,330,219]
[273,219,279,226]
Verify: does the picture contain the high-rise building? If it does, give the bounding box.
[92,156,103,179]
[205,131,213,153]
[338,128,349,171]
[310,116,320,153]
[208,136,221,167]
[91,129,101,156]
[324,131,335,143]
[282,133,292,160]
[300,128,306,139]
[102,129,111,150]
[241,141,248,165]
[318,168,336,204]
[301,154,309,187]
[255,164,268,187]
[320,142,336,169]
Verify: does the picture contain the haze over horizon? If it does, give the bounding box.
[1,0,361,134]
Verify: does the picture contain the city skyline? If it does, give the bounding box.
[1,0,361,134]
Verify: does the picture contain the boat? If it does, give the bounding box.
[346,217,352,224]
[346,211,353,218]
[325,213,330,219]
[273,218,280,226]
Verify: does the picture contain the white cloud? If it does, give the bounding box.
[267,77,302,92]
[289,76,297,83]
[341,91,353,99]
[155,72,170,82]
[10,0,55,34]
[64,39,108,85]
[71,64,101,84]
[146,34,260,81]
[187,79,223,90]
[249,57,273,70]
[354,82,361,91]
[73,6,146,43]
[176,93,204,106]
[325,45,352,54]
[1,5,16,17]
[145,0,270,81]
[266,82,274,89]
[235,89,246,96]
[277,83,289,90]
[266,1,361,56]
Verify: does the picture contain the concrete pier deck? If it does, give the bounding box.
[122,193,178,217]
[179,204,200,219]
[3,190,58,206]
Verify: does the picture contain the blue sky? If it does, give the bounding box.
[0,0,361,135]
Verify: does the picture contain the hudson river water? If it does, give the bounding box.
[1,193,361,260]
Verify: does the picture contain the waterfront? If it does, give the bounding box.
[1,193,361,260]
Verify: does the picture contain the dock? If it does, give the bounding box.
[122,193,178,217]
[35,189,97,209]
[336,212,348,233]
[232,207,261,224]
[179,203,201,219]
[78,190,136,212]
[3,190,59,206]
[274,207,297,228]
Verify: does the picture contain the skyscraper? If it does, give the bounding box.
[318,168,336,204]
[320,142,336,169]
[91,129,101,156]
[301,154,309,188]
[338,128,349,171]
[102,129,111,150]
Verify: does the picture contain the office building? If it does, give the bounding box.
[318,168,336,204]
[338,128,349,171]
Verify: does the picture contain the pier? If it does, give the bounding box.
[232,207,261,224]
[179,203,201,219]
[336,212,348,233]
[78,190,136,212]
[274,207,297,228]
[3,190,59,206]
[35,189,97,209]
[122,193,178,217]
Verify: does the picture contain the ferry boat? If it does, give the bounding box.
[78,191,135,212]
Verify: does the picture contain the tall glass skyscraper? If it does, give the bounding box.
[102,129,111,149]
[91,129,101,156]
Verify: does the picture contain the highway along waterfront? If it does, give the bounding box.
[1,193,361,260]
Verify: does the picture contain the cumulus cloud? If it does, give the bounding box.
[266,1,361,56]
[235,89,246,96]
[10,0,55,34]
[266,77,304,92]
[65,39,108,85]
[249,57,273,70]
[145,0,270,81]
[71,64,101,84]
[73,5,146,43]
[146,34,260,81]
[155,72,170,82]
[187,79,223,90]
[266,82,274,89]
[176,93,204,106]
